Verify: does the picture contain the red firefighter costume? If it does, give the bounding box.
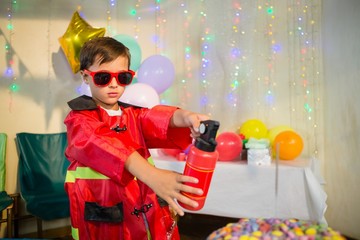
[64,95,191,240]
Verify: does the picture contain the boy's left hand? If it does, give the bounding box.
[188,113,209,138]
[171,110,209,138]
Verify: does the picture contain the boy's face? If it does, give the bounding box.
[81,56,129,110]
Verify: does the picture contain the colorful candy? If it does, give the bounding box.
[207,218,346,240]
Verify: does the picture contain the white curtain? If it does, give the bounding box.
[144,0,323,159]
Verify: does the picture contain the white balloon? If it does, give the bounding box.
[78,81,92,97]
[119,83,160,108]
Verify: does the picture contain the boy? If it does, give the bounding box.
[64,37,208,240]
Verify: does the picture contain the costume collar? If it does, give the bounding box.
[67,95,139,111]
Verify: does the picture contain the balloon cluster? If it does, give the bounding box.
[215,119,304,162]
[60,12,175,108]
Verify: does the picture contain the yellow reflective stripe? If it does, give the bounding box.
[65,170,76,183]
[65,167,109,183]
[65,156,152,183]
[71,227,79,240]
[147,229,152,240]
[76,167,109,179]
[148,156,154,166]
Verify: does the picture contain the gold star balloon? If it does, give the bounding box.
[59,11,105,73]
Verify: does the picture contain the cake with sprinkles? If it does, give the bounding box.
[207,218,345,240]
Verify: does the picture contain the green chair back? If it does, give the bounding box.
[16,132,70,220]
[0,133,7,191]
[0,133,13,211]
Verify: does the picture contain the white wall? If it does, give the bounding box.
[322,0,360,239]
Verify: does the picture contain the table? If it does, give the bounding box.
[152,151,327,223]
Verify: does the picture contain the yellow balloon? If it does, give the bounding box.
[267,125,294,146]
[58,11,105,73]
[239,119,267,139]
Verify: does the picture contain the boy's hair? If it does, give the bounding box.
[79,37,131,70]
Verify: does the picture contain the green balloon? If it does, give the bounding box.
[113,34,142,71]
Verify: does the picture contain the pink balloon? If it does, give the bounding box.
[119,83,160,108]
[216,132,243,161]
[137,55,175,94]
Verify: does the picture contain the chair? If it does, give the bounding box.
[16,132,70,237]
[0,133,15,238]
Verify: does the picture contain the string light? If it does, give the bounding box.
[199,1,210,111]
[131,0,141,40]
[178,1,192,108]
[107,0,117,36]
[227,0,242,109]
[5,0,19,94]
[154,0,166,54]
[265,1,277,110]
[287,0,321,157]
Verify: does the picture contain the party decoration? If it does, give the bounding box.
[137,55,175,94]
[119,83,160,108]
[267,125,294,146]
[245,138,271,166]
[113,34,142,71]
[59,11,106,73]
[216,132,243,161]
[239,119,268,140]
[272,130,304,160]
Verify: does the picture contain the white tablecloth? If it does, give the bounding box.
[152,152,327,223]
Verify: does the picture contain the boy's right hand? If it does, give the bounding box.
[146,168,203,216]
[125,151,203,216]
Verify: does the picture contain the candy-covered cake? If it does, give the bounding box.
[207,218,345,240]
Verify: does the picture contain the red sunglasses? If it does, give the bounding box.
[84,69,135,87]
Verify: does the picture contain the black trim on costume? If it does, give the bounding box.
[84,202,124,223]
[67,95,143,111]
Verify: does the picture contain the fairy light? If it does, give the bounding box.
[130,0,141,40]
[178,1,192,108]
[226,0,243,109]
[253,1,279,120]
[106,0,117,36]
[287,0,321,158]
[154,0,166,54]
[5,0,19,94]
[266,1,277,112]
[199,3,210,111]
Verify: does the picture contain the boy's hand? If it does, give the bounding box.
[146,167,203,216]
[188,113,209,138]
[171,110,210,138]
[126,151,203,216]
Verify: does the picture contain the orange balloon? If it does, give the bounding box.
[267,125,294,146]
[272,130,303,160]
